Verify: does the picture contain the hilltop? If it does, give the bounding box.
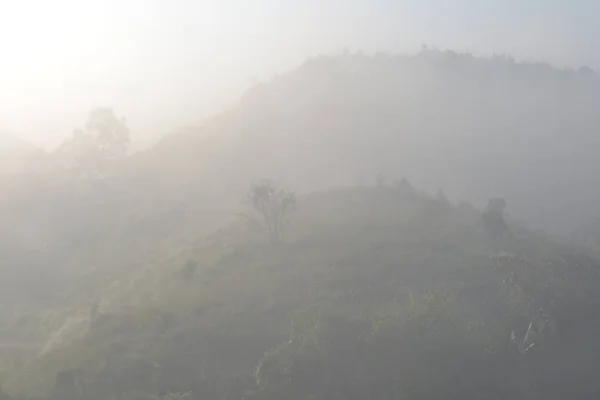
[145,50,600,234]
[3,50,600,272]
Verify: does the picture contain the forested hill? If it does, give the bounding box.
[147,49,600,235]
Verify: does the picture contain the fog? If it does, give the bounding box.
[1,0,600,148]
[4,2,600,400]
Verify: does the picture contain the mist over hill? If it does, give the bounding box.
[3,49,600,400]
[143,49,600,235]
[5,49,600,245]
[3,184,600,400]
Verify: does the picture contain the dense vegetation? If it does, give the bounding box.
[2,50,600,399]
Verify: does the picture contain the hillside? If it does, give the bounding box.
[145,50,600,235]
[3,50,600,399]
[3,50,600,296]
[4,184,600,400]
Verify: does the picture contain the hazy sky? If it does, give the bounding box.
[1,0,599,149]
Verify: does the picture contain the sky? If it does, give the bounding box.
[0,0,599,149]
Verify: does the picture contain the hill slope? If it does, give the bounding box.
[3,50,600,399]
[145,50,600,235]
[3,50,600,318]
[5,185,600,400]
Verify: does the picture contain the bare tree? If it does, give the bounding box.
[243,180,296,243]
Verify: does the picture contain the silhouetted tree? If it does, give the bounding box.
[482,198,509,238]
[395,177,417,199]
[85,107,130,161]
[243,180,296,243]
[54,108,130,178]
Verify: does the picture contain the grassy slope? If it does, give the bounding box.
[3,51,600,370]
[5,185,600,400]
